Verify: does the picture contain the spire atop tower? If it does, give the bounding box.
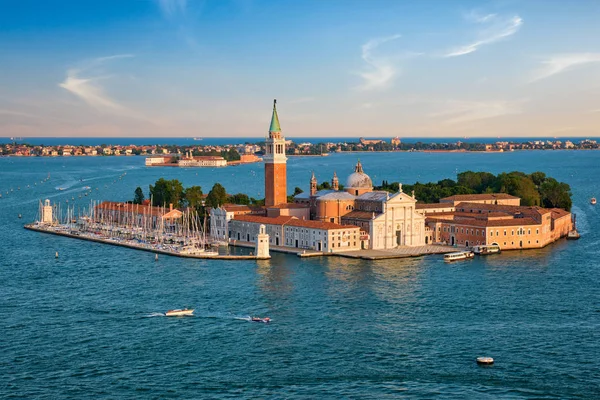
[310,171,317,196]
[269,99,281,134]
[332,171,339,191]
[354,159,364,174]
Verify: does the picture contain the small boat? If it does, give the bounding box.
[251,317,271,323]
[477,357,494,365]
[567,230,581,240]
[165,308,194,317]
[472,244,501,255]
[591,198,597,205]
[444,251,474,262]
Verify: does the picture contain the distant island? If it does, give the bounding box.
[1,137,599,158]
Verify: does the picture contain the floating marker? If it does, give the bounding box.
[155,254,158,261]
[55,251,59,259]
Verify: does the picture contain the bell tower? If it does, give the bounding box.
[332,171,339,191]
[310,171,317,196]
[264,99,287,206]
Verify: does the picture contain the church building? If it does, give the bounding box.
[294,161,426,249]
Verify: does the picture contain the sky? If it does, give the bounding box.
[1,0,600,138]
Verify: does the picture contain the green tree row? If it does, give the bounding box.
[134,179,306,212]
[375,171,572,210]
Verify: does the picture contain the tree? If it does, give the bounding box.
[228,193,250,205]
[530,171,547,187]
[205,183,228,208]
[540,178,572,211]
[133,186,145,204]
[293,187,304,196]
[183,186,203,209]
[317,181,331,191]
[149,178,185,208]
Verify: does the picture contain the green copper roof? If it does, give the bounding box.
[269,99,281,132]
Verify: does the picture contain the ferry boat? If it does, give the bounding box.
[472,244,501,255]
[444,251,474,262]
[165,308,194,317]
[591,198,597,205]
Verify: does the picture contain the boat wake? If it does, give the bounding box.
[144,312,166,318]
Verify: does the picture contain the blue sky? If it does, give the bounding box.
[2,0,600,138]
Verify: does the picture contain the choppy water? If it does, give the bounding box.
[1,151,599,398]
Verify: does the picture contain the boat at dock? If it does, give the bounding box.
[444,251,474,262]
[472,244,501,255]
[567,230,581,240]
[165,308,194,317]
[591,198,597,205]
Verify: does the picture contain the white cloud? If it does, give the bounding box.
[356,34,402,91]
[445,13,523,57]
[157,0,187,18]
[59,55,151,122]
[431,99,525,124]
[529,53,600,82]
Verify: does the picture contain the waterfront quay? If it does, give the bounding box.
[229,239,456,259]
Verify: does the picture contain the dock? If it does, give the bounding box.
[225,240,456,260]
[24,224,270,260]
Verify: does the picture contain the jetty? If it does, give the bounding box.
[24,224,267,260]
[25,199,271,261]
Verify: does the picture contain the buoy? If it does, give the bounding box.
[55,251,59,259]
[477,357,494,365]
[155,254,158,261]
[18,214,22,219]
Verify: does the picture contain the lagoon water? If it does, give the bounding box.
[1,150,599,398]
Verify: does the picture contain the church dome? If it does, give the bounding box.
[346,160,372,188]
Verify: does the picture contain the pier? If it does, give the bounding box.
[24,224,270,260]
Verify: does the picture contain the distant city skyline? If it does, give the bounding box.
[2,0,600,138]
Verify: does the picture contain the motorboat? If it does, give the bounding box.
[472,244,501,255]
[567,230,581,240]
[591,198,597,205]
[444,251,474,262]
[165,308,194,317]
[251,317,270,323]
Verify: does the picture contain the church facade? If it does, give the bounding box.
[294,161,426,249]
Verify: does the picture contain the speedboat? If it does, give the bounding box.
[251,317,270,323]
[165,308,194,317]
[591,198,597,205]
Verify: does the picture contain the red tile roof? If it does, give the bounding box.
[232,214,358,231]
[286,219,359,230]
[415,203,454,209]
[442,193,519,201]
[232,215,295,225]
